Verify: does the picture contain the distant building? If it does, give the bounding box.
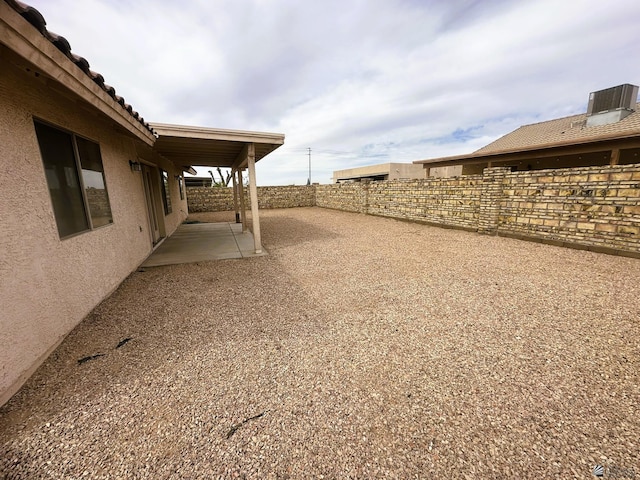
[185,176,214,187]
[415,84,640,176]
[332,162,426,183]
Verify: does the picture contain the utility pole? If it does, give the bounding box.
[307,147,311,185]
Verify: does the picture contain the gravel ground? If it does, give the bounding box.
[1,207,639,479]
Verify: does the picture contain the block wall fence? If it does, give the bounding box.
[187,185,316,212]
[187,163,640,257]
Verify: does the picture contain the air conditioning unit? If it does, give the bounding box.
[585,83,638,127]
[587,84,638,116]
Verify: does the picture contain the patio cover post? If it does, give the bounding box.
[232,169,240,223]
[237,168,248,232]
[247,143,262,254]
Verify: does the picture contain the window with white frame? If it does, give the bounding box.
[34,121,113,238]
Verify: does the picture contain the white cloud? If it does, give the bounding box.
[25,0,640,185]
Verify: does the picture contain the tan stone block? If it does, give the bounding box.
[617,189,640,198]
[545,203,564,211]
[595,223,617,233]
[529,218,544,225]
[577,222,596,230]
[619,225,640,235]
[623,205,640,215]
[632,172,640,180]
[610,172,632,181]
[570,174,588,183]
[588,173,609,182]
[543,219,560,227]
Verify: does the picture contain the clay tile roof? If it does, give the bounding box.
[7,0,44,33]
[474,103,640,155]
[4,0,154,135]
[103,83,116,97]
[46,31,71,56]
[90,70,105,88]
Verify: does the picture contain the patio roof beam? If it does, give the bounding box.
[232,143,249,171]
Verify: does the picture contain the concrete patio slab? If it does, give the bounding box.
[141,222,265,267]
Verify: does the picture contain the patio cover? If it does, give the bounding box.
[151,123,285,254]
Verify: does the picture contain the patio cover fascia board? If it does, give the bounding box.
[413,133,640,169]
[150,122,285,171]
[0,2,155,146]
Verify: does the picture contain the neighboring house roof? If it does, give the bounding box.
[415,102,640,166]
[4,0,154,136]
[475,102,640,155]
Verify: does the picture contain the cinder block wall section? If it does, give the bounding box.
[366,177,483,230]
[187,185,316,212]
[497,164,640,254]
[257,186,316,209]
[315,183,368,213]
[187,187,234,212]
[186,164,640,256]
[316,164,640,256]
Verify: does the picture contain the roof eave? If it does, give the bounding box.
[0,2,155,146]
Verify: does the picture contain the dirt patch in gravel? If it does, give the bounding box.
[1,207,639,479]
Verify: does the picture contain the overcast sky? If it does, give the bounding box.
[26,0,640,185]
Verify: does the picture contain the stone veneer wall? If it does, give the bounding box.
[365,176,484,229]
[497,164,640,253]
[256,185,316,209]
[186,164,640,256]
[314,183,367,213]
[187,185,315,212]
[316,164,640,256]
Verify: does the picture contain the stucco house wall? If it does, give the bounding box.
[0,52,187,405]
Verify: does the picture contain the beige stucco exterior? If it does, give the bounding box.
[332,162,427,183]
[0,45,187,406]
[425,165,464,178]
[1,2,285,407]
